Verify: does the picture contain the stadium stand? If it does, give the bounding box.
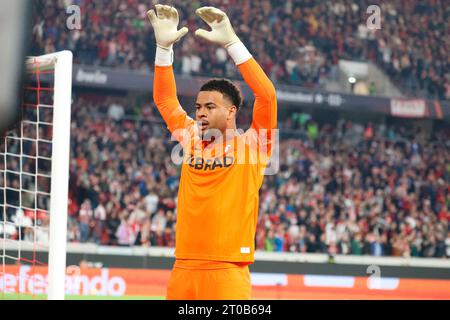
[14,0,449,258]
[8,94,442,258]
[30,0,449,100]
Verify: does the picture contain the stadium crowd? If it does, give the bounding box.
[60,95,450,258]
[31,0,450,100]
[4,0,447,259]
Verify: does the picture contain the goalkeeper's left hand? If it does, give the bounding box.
[147,4,188,50]
[194,7,240,48]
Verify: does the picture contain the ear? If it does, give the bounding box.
[227,105,238,120]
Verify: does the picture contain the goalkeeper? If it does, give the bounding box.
[147,5,277,300]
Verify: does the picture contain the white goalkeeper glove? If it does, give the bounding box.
[147,4,188,50]
[194,7,240,48]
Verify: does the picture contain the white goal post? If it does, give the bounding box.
[1,51,72,300]
[45,51,72,300]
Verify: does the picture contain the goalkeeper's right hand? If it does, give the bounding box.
[147,4,188,50]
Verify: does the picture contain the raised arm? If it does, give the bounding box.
[153,62,191,134]
[195,7,277,132]
[147,5,192,134]
[237,55,277,132]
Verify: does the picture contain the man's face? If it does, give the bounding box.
[195,91,236,137]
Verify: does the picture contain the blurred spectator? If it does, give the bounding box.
[116,213,137,246]
[108,99,125,121]
[93,202,107,244]
[445,232,450,258]
[79,199,93,243]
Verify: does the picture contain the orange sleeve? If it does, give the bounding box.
[153,66,194,137]
[238,58,277,131]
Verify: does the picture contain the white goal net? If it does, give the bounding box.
[1,51,72,300]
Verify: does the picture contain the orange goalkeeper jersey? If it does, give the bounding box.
[153,58,277,263]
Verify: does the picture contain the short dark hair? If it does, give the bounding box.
[200,79,243,110]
